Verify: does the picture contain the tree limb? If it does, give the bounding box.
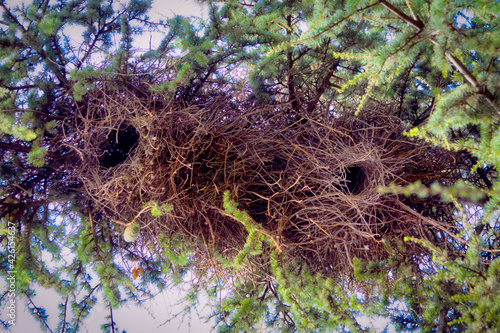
[379,1,497,112]
[436,307,448,333]
[379,0,424,31]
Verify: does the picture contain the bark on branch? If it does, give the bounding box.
[436,308,448,333]
[379,0,424,31]
[379,1,497,111]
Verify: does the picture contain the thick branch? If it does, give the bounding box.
[445,55,496,105]
[379,0,424,31]
[1,108,66,120]
[286,14,300,111]
[306,61,339,113]
[405,0,418,21]
[379,1,497,111]
[436,308,448,333]
[0,141,62,159]
[429,38,497,110]
[476,166,493,189]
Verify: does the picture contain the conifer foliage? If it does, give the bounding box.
[0,0,498,332]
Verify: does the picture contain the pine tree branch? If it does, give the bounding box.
[0,2,26,33]
[379,0,424,31]
[306,61,339,114]
[73,284,101,332]
[109,306,116,333]
[379,1,497,112]
[405,0,418,21]
[429,38,497,111]
[0,199,51,209]
[1,108,66,120]
[412,97,434,126]
[286,14,300,111]
[476,166,493,189]
[60,295,69,333]
[4,84,37,90]
[0,141,62,159]
[436,307,448,333]
[23,292,55,333]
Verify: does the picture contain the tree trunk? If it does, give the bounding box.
[436,308,448,333]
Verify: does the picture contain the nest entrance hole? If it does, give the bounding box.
[100,125,140,168]
[339,166,367,195]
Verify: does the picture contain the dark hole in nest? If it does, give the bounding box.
[100,125,140,168]
[338,166,367,195]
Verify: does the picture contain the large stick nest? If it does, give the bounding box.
[71,82,464,279]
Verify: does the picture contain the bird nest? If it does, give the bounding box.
[71,82,463,280]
